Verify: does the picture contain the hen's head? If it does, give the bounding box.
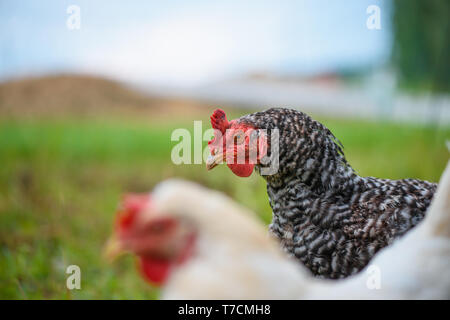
[207,108,348,183]
[206,109,268,177]
[105,191,197,286]
[105,180,266,287]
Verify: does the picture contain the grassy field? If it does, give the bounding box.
[0,76,448,299]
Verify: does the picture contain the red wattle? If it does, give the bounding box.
[227,163,254,177]
[138,257,172,286]
[137,233,197,287]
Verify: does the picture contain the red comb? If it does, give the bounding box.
[210,109,229,134]
[116,193,149,232]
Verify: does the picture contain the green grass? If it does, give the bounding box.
[0,114,448,299]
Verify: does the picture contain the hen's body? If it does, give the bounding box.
[239,108,437,278]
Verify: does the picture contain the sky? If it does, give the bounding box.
[0,0,391,87]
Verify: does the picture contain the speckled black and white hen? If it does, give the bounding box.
[206,107,437,279]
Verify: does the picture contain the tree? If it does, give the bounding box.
[392,0,450,93]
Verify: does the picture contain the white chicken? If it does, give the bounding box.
[105,161,450,299]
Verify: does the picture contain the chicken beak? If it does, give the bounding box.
[103,235,126,262]
[206,152,224,170]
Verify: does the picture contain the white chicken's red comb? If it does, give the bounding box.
[116,193,150,232]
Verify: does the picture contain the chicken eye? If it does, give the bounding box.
[233,132,245,145]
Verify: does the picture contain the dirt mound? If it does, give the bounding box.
[0,74,209,119]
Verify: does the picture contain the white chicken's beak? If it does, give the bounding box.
[103,235,126,262]
[206,153,224,170]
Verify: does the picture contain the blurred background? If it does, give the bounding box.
[0,0,449,299]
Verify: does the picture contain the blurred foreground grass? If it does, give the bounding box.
[0,77,448,299]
